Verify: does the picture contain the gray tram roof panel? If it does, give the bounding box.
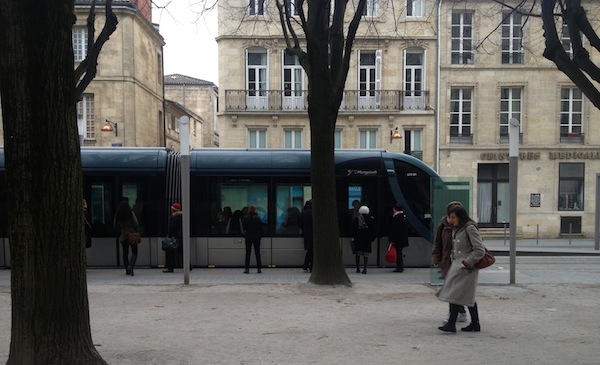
[81,147,168,173]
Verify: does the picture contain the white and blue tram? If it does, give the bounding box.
[0,148,442,269]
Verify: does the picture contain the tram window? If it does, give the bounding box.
[275,184,311,234]
[122,183,145,235]
[90,183,114,236]
[211,181,268,235]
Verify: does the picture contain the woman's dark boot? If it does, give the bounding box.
[355,255,360,273]
[439,303,460,333]
[462,303,481,332]
[362,257,368,274]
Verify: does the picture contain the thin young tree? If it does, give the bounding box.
[273,0,368,285]
[0,0,116,362]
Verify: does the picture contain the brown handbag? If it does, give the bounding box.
[127,232,141,245]
[474,248,495,269]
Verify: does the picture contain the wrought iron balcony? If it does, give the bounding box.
[224,89,430,112]
[404,150,423,160]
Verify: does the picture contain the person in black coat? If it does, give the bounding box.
[352,205,377,274]
[242,205,263,273]
[164,202,183,273]
[299,200,313,272]
[388,203,409,272]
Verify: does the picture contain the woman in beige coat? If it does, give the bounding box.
[436,205,485,333]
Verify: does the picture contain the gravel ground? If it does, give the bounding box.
[2,281,598,364]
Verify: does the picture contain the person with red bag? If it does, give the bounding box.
[387,203,409,272]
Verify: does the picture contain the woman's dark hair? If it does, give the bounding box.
[449,205,473,226]
[114,201,133,223]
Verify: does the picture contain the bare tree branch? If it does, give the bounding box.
[74,0,118,101]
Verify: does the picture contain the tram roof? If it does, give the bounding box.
[80,147,168,172]
[189,148,437,176]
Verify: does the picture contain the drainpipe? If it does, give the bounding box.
[434,0,442,172]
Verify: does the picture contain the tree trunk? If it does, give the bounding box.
[0,1,107,363]
[305,7,351,286]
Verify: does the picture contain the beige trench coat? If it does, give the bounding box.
[436,222,485,307]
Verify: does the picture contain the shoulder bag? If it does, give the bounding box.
[127,232,142,245]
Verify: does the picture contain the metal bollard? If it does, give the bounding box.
[504,222,507,246]
[536,224,539,245]
[569,223,572,245]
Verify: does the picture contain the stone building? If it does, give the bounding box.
[0,0,167,148]
[436,1,600,238]
[75,0,165,147]
[216,0,600,238]
[216,0,434,163]
[164,74,220,148]
[164,100,204,151]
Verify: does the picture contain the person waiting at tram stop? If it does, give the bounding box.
[163,202,183,273]
[433,201,468,324]
[388,203,409,273]
[242,205,263,274]
[352,205,377,274]
[299,200,313,272]
[113,200,140,276]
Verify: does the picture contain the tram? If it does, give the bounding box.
[0,148,443,269]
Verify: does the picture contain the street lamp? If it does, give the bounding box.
[390,127,402,143]
[101,119,118,136]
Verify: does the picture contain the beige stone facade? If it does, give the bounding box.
[164,74,219,148]
[437,0,600,238]
[216,0,600,238]
[0,1,166,148]
[216,0,436,162]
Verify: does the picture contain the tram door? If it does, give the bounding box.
[337,177,380,265]
[477,164,509,227]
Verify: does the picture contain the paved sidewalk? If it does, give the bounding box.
[0,240,599,364]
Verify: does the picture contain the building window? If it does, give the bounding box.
[451,12,473,64]
[404,50,425,110]
[404,129,422,160]
[77,94,95,139]
[560,87,583,137]
[359,50,381,109]
[73,27,88,62]
[406,0,423,17]
[501,12,523,64]
[562,22,574,58]
[248,0,266,15]
[248,129,266,148]
[284,129,302,149]
[449,87,472,143]
[359,129,377,149]
[500,87,522,138]
[362,0,378,16]
[282,52,305,110]
[334,129,342,148]
[246,49,268,110]
[157,53,163,85]
[558,163,584,211]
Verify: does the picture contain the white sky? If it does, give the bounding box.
[152,1,219,85]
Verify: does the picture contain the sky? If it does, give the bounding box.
[152,1,219,85]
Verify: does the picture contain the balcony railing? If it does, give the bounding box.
[224,90,430,112]
[560,132,584,144]
[404,150,423,160]
[450,133,473,144]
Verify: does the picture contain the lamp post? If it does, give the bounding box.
[509,117,519,284]
[179,116,190,285]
